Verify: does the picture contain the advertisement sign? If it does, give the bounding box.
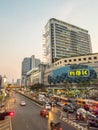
[48,64,97,84]
[68,69,89,77]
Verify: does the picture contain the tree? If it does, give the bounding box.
[76,81,90,98]
[63,80,73,97]
[30,83,47,92]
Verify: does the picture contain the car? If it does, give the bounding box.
[63,105,75,113]
[20,101,26,106]
[87,114,98,127]
[44,103,51,110]
[93,107,98,115]
[40,109,49,117]
[76,108,87,120]
[50,101,56,107]
[56,102,65,107]
[50,121,62,130]
[47,101,56,107]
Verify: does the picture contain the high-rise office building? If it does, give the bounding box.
[31,55,41,69]
[43,18,92,64]
[22,57,31,76]
[21,55,41,86]
[22,55,41,76]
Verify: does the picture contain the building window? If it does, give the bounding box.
[78,58,81,61]
[64,60,67,62]
[69,59,72,62]
[94,56,97,59]
[83,58,86,60]
[88,57,92,60]
[73,59,76,61]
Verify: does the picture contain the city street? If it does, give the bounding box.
[9,92,77,130]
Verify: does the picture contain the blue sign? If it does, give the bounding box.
[48,64,97,84]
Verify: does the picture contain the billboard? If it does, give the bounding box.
[68,69,89,77]
[48,64,97,84]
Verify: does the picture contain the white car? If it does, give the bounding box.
[44,103,51,110]
[57,102,65,107]
[20,101,26,106]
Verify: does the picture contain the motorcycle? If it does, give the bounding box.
[76,112,86,121]
[50,121,62,130]
[76,108,86,121]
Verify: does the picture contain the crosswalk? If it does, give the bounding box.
[0,117,11,130]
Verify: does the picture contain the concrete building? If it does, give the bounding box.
[26,63,48,86]
[43,18,92,64]
[31,55,41,69]
[43,53,98,86]
[16,79,21,87]
[25,53,98,92]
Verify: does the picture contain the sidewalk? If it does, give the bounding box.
[0,97,12,130]
[0,116,12,130]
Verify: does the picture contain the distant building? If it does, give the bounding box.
[21,55,41,86]
[31,55,41,69]
[16,79,21,87]
[43,18,92,64]
[0,75,2,87]
[26,63,48,86]
[22,57,31,77]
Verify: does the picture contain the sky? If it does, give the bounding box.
[0,0,98,83]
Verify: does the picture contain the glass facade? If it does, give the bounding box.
[22,58,31,76]
[48,64,97,84]
[43,18,92,64]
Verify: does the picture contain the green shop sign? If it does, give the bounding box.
[68,69,89,77]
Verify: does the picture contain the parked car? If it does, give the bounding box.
[20,101,26,106]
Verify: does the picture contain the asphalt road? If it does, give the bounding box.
[8,92,77,130]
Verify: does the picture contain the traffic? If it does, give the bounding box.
[0,89,98,130]
[7,90,77,130]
